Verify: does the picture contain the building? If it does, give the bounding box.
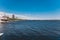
[12,14,15,19]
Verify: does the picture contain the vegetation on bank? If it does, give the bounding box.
[8,14,24,21]
[7,18,23,21]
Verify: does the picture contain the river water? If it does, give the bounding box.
[0,20,60,40]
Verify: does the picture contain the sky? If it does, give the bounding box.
[0,0,60,20]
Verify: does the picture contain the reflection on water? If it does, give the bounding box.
[0,20,60,40]
[0,23,5,33]
[0,23,6,40]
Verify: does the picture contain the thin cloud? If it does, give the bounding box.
[0,11,60,20]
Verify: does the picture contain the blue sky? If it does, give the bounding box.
[0,0,60,20]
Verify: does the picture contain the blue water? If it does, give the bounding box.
[0,20,60,40]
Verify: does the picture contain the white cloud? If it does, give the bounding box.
[0,12,32,20]
[0,10,60,20]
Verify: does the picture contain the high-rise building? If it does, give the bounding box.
[12,14,15,19]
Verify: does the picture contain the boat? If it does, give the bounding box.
[0,15,8,23]
[0,33,4,36]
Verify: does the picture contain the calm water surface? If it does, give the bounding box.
[0,20,60,40]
